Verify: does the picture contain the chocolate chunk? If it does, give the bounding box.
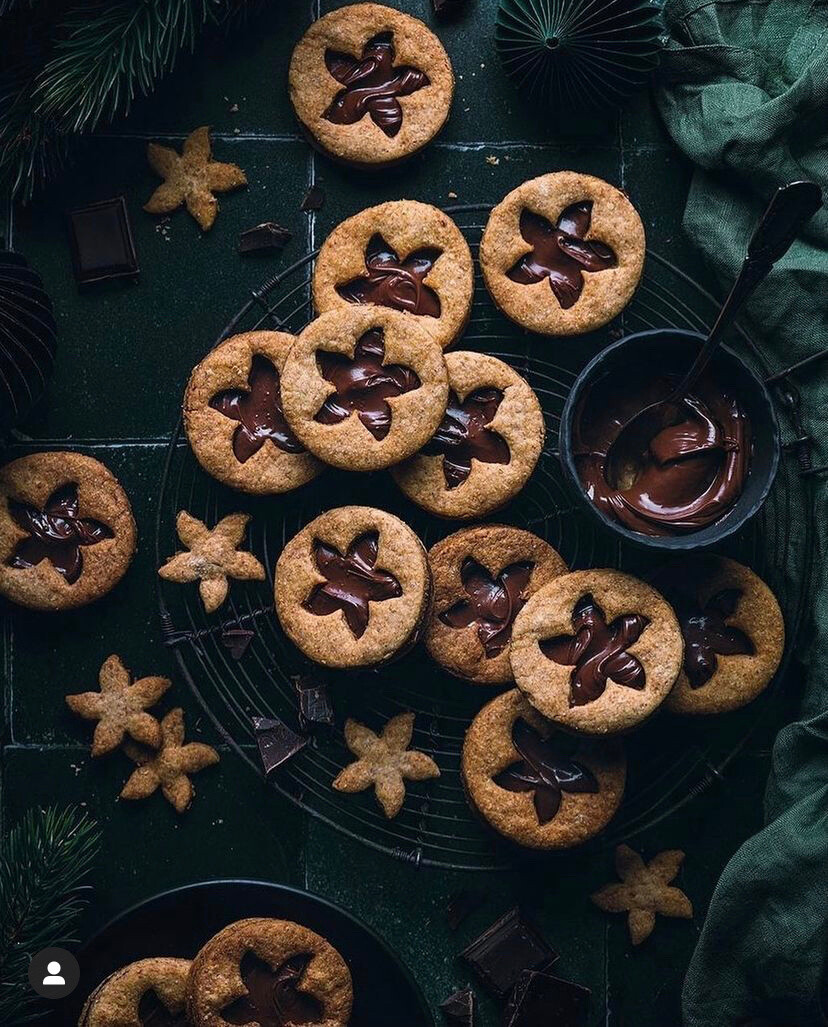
[293,675,335,732]
[221,626,255,660]
[446,888,486,931]
[252,715,308,776]
[300,184,325,212]
[67,196,139,285]
[440,988,475,1027]
[504,970,590,1027]
[238,221,292,255]
[461,908,557,999]
[432,0,468,18]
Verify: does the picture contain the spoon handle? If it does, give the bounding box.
[672,180,822,399]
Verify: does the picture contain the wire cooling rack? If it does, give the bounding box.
[155,205,814,871]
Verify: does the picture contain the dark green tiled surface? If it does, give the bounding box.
[0,4,786,1025]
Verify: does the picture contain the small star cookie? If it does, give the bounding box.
[144,126,247,231]
[121,708,219,813]
[333,712,440,818]
[158,510,266,613]
[591,843,693,944]
[65,654,170,757]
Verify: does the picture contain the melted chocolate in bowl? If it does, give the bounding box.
[573,368,753,537]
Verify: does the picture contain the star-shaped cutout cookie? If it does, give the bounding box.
[333,713,440,818]
[591,844,693,944]
[144,126,247,231]
[65,655,170,757]
[158,511,266,613]
[121,708,219,813]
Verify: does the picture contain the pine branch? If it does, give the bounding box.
[0,806,99,1027]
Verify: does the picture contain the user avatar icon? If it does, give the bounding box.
[42,961,66,986]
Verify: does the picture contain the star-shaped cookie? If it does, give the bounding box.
[333,713,440,818]
[121,708,219,813]
[144,126,247,231]
[158,511,266,613]
[591,844,693,944]
[65,655,170,757]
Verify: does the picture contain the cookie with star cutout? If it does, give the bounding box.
[274,506,431,668]
[426,526,567,684]
[313,201,474,351]
[462,689,626,849]
[510,570,683,735]
[280,306,448,472]
[392,351,545,519]
[0,452,136,611]
[79,957,192,1027]
[480,172,645,336]
[650,556,784,715]
[187,918,353,1027]
[184,331,323,495]
[289,4,454,169]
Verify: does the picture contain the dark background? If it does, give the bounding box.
[0,2,796,1024]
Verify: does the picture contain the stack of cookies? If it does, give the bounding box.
[79,918,353,1027]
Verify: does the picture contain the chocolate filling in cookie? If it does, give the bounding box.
[209,354,304,463]
[540,594,649,707]
[493,718,599,824]
[670,586,754,689]
[323,31,430,138]
[336,233,442,316]
[303,531,402,638]
[221,952,321,1026]
[137,989,189,1026]
[423,387,511,488]
[7,483,113,584]
[507,204,617,309]
[314,328,421,441]
[440,557,534,658]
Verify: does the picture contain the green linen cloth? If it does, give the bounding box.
[654,1,828,1023]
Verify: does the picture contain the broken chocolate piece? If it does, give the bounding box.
[300,185,325,212]
[504,970,590,1027]
[432,0,468,18]
[446,888,486,931]
[252,715,308,775]
[238,221,292,255]
[67,196,139,286]
[221,626,255,660]
[461,908,557,1000]
[440,988,475,1027]
[293,674,335,732]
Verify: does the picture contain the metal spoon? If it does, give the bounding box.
[606,180,823,486]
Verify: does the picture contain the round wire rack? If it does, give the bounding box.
[156,205,813,871]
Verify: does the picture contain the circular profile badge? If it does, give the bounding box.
[28,946,80,1000]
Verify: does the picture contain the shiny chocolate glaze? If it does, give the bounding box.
[222,953,322,1026]
[323,31,429,138]
[337,233,442,317]
[440,556,534,658]
[540,594,649,707]
[423,388,510,488]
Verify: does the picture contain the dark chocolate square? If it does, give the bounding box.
[504,970,590,1027]
[67,196,139,285]
[440,987,475,1026]
[252,715,308,776]
[461,908,558,999]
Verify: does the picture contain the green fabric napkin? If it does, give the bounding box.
[654,2,828,1024]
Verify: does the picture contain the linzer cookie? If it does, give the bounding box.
[187,918,353,1027]
[79,957,191,1027]
[289,4,454,168]
[480,172,645,336]
[313,201,474,350]
[426,526,567,684]
[184,331,322,495]
[280,307,448,472]
[462,689,625,849]
[510,570,682,734]
[650,556,784,715]
[0,452,136,611]
[392,351,544,518]
[274,506,431,668]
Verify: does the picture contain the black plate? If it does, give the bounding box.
[57,879,434,1027]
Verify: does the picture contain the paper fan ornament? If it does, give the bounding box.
[495,0,664,109]
[0,252,57,433]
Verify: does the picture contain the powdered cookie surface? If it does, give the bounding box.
[80,957,191,1027]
